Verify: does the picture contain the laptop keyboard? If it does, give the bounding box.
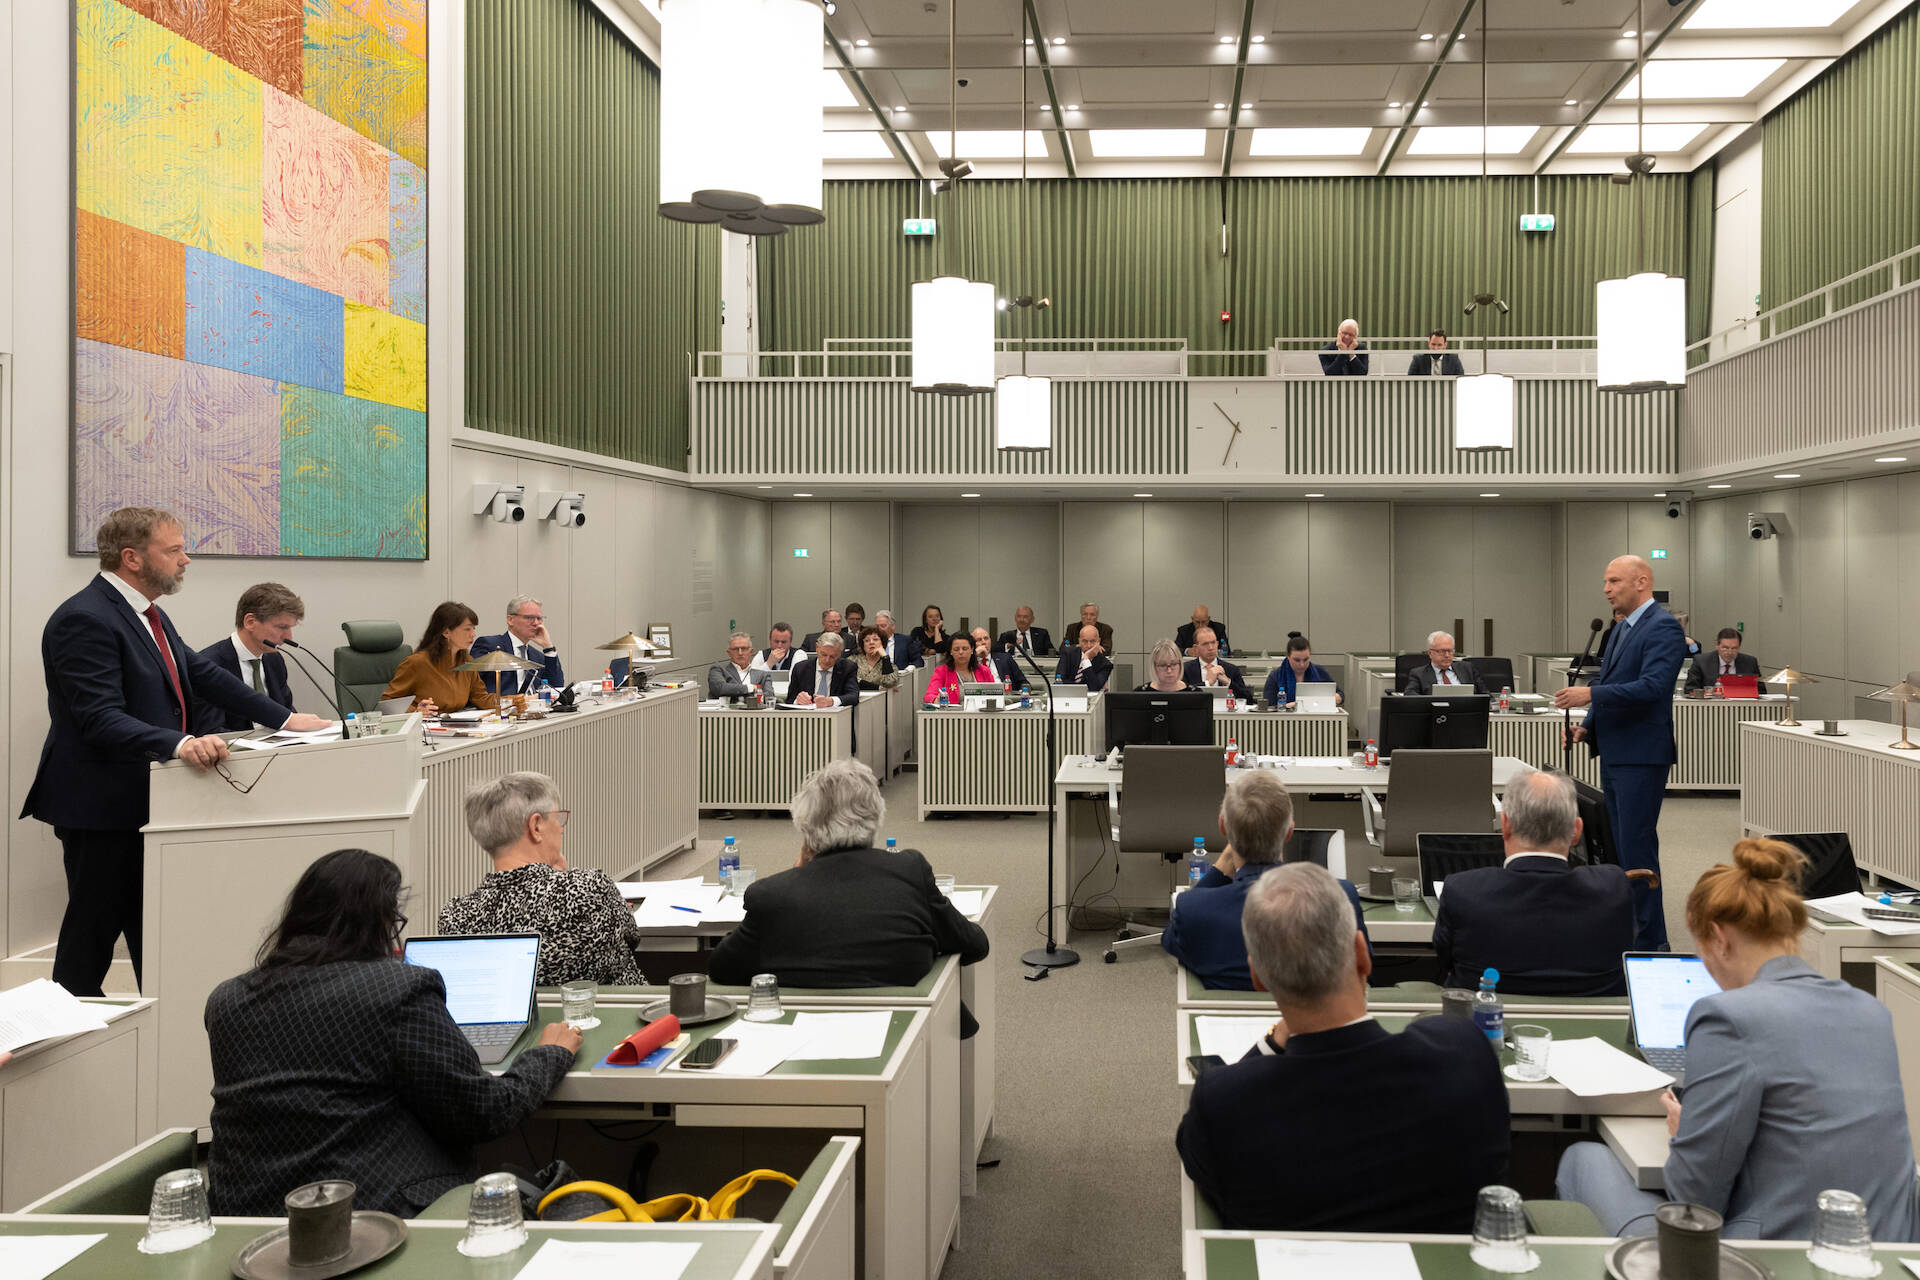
[465,1023,526,1046]
[1640,1045,1686,1074]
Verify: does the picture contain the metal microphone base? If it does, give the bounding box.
[1020,945,1081,969]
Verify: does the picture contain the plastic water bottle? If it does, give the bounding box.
[938,686,950,708]
[601,668,614,693]
[1187,837,1209,887]
[536,678,553,710]
[717,836,739,892]
[1363,738,1379,768]
[1498,685,1511,712]
[1225,737,1240,767]
[1474,968,1505,1048]
[1019,686,1031,708]
[1226,693,1236,712]
[345,712,360,740]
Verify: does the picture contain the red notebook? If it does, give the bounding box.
[1716,674,1760,699]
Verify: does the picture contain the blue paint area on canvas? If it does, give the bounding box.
[185,246,345,392]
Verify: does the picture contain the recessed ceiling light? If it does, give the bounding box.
[1088,128,1208,157]
[1407,125,1538,155]
[961,492,981,498]
[1565,99,1578,106]
[756,485,773,489]
[1421,100,1430,108]
[1389,101,1402,108]
[1566,123,1708,153]
[1304,492,1325,498]
[1065,104,1080,111]
[1480,492,1500,498]
[1214,103,1227,110]
[1250,35,1265,44]
[1051,36,1065,45]
[945,130,1050,158]
[793,492,813,497]
[1024,37,1034,45]
[1219,35,1235,44]
[1685,0,1856,31]
[1134,492,1153,498]
[1249,127,1373,157]
[1708,483,1733,489]
[1420,32,1433,40]
[1773,472,1801,479]
[1240,102,1252,109]
[1654,492,1668,498]
[1455,33,1466,40]
[1620,59,1785,100]
[894,105,907,112]
[854,38,869,47]
[1874,456,1909,463]
[1621,29,1637,38]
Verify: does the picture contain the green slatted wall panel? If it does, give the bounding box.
[1762,2,1920,333]
[467,0,718,469]
[1685,163,1716,364]
[756,175,1692,354]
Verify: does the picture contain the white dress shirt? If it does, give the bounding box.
[228,632,278,729]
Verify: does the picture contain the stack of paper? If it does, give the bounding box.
[629,879,728,927]
[1254,1239,1421,1279]
[1807,892,1920,935]
[1546,1037,1675,1097]
[1193,1015,1272,1064]
[788,1012,891,1060]
[947,889,986,918]
[0,980,111,1055]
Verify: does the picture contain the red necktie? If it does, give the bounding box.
[144,604,187,730]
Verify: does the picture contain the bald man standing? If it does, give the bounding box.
[1552,556,1687,949]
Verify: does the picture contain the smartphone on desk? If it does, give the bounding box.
[679,1037,737,1070]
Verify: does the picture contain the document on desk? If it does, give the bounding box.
[1254,1239,1420,1279]
[788,1011,891,1060]
[631,882,728,927]
[0,979,111,1054]
[1194,1015,1272,1064]
[230,724,344,750]
[691,1020,804,1076]
[1548,1037,1674,1097]
[0,1233,107,1280]
[948,888,986,918]
[512,1238,701,1280]
[1806,892,1920,935]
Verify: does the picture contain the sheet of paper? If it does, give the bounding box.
[1254,1239,1422,1280]
[788,1011,892,1060]
[444,709,486,723]
[632,882,729,928]
[1897,1257,1920,1279]
[948,889,986,918]
[0,979,111,1054]
[0,1234,108,1280]
[688,1020,804,1077]
[1194,1015,1271,1064]
[616,877,701,899]
[1806,892,1920,936]
[1547,1036,1675,1097]
[513,1238,701,1280]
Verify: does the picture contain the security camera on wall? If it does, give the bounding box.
[472,483,527,522]
[1747,512,1787,541]
[537,490,587,528]
[1664,489,1693,519]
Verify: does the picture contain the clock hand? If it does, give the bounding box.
[1212,402,1241,431]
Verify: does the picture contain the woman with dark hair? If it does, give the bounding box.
[907,604,949,667]
[853,627,900,691]
[204,849,579,1217]
[380,601,500,715]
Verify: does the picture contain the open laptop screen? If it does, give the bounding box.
[1624,953,1722,1050]
[403,934,540,1025]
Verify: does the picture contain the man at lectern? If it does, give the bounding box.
[23,508,331,996]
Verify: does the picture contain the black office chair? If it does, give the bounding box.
[1282,828,1349,878]
[1472,657,1515,694]
[1415,832,1506,898]
[1106,746,1229,963]
[1571,778,1618,867]
[1393,652,1427,689]
[1775,832,1862,900]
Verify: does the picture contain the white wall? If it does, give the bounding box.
[1710,128,1764,352]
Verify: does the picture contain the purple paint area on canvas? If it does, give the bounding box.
[184,247,345,392]
[388,156,425,322]
[73,338,281,554]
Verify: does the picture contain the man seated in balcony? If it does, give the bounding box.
[1318,318,1370,376]
[1408,329,1466,376]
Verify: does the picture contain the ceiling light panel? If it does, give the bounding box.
[1405,125,1539,156]
[1087,129,1208,157]
[1684,0,1857,30]
[1565,122,1708,153]
[823,71,860,109]
[819,131,893,159]
[1618,59,1787,100]
[939,130,1051,159]
[1248,128,1373,157]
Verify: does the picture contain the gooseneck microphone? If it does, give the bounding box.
[273,638,360,718]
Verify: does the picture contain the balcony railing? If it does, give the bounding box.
[1687,243,1920,367]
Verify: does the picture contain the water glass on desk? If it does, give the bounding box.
[729,865,757,896]
[561,981,599,1030]
[1505,1025,1552,1082]
[137,1168,215,1254]
[1807,1189,1881,1277]
[1469,1184,1540,1273]
[457,1172,527,1257]
[1392,877,1420,913]
[744,973,783,1021]
[935,873,957,898]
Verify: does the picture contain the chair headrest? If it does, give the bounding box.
[341,620,406,652]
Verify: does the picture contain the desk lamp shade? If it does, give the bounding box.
[995,375,1051,449]
[455,651,545,673]
[658,0,825,234]
[1597,272,1686,391]
[1764,666,1816,727]
[1454,372,1515,451]
[912,277,996,394]
[597,631,660,653]
[1870,680,1920,750]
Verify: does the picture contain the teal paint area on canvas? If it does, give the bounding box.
[280,383,426,557]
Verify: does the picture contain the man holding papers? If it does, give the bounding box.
[1177,863,1508,1232]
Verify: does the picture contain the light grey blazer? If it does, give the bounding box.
[707,662,769,701]
[1666,955,1918,1241]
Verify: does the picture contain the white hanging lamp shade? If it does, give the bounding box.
[1596,271,1686,391]
[995,375,1052,450]
[911,276,996,395]
[1454,372,1515,451]
[658,0,825,235]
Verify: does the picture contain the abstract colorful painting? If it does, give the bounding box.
[74,0,427,558]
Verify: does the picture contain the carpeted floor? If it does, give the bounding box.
[651,776,1745,1280]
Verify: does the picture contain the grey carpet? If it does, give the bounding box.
[652,778,1746,1279]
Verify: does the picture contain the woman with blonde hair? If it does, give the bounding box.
[1135,639,1197,692]
[1557,837,1918,1241]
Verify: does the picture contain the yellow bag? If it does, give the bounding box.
[537,1169,795,1223]
[709,1169,798,1219]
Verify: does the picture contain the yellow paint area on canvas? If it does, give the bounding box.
[343,301,426,411]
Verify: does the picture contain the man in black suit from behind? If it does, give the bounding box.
[1432,768,1636,996]
[24,508,332,995]
[995,604,1053,661]
[1684,627,1765,694]
[783,632,859,709]
[708,759,988,989]
[1407,329,1467,376]
[1177,862,1508,1232]
[194,582,304,733]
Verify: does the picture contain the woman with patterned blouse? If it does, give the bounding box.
[436,772,646,987]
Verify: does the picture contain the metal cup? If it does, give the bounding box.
[669,972,707,1020]
[1656,1201,1723,1280]
[1441,989,1476,1020]
[1368,866,1396,897]
[285,1180,356,1268]
[1824,719,1841,734]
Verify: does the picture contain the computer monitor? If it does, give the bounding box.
[1377,693,1491,756]
[1104,690,1213,753]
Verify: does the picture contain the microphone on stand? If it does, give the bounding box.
[1014,648,1079,976]
[273,638,359,719]
[1563,618,1604,773]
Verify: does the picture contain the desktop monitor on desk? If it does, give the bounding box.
[1105,690,1213,753]
[1377,693,1490,756]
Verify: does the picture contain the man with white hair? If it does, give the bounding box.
[471,595,565,696]
[438,771,645,986]
[708,632,769,700]
[783,630,858,709]
[1317,317,1369,376]
[1161,770,1369,990]
[1404,630,1475,693]
[1432,768,1635,995]
[872,610,914,667]
[995,605,1052,659]
[1553,554,1687,949]
[708,760,988,988]
[1176,862,1508,1232]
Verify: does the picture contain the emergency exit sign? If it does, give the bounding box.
[1650,549,1669,559]
[1519,213,1556,232]
[902,218,937,237]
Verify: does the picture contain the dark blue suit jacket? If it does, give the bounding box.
[1054,649,1113,693]
[1432,855,1636,995]
[23,576,294,831]
[982,651,1021,686]
[1177,1016,1509,1232]
[468,632,565,695]
[1585,602,1687,765]
[1262,661,1341,706]
[782,657,860,707]
[1183,657,1249,700]
[194,638,295,733]
[1163,864,1371,990]
[995,627,1053,658]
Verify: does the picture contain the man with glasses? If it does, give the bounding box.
[1404,630,1476,694]
[709,632,771,701]
[437,771,646,986]
[471,596,566,696]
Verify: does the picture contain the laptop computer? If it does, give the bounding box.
[1293,681,1339,713]
[1624,951,1723,1084]
[402,933,542,1065]
[1715,674,1760,699]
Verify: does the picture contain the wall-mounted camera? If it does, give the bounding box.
[538,490,587,528]
[1664,489,1693,519]
[1747,511,1787,541]
[473,483,527,522]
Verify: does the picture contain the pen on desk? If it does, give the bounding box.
[671,905,701,914]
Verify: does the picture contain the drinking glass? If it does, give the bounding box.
[456,1171,527,1257]
[137,1168,215,1254]
[561,981,598,1030]
[728,865,757,897]
[1807,1188,1881,1277]
[1506,1025,1553,1082]
[744,973,784,1022]
[1469,1184,1540,1273]
[1392,877,1420,913]
[935,873,957,898]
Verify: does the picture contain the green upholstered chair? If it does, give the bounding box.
[1524,1199,1607,1237]
[24,1128,201,1215]
[335,619,411,716]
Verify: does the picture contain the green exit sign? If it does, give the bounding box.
[902,218,937,237]
[792,549,810,558]
[1519,213,1556,232]
[1650,549,1669,559]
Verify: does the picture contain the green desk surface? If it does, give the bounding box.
[1183,1012,1635,1076]
[1180,971,1628,1010]
[0,1219,773,1280]
[539,962,944,1004]
[1194,1235,1920,1280]
[1362,901,1435,925]
[502,1005,915,1077]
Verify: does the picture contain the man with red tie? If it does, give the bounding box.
[22,508,331,995]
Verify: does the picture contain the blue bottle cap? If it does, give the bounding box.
[1482,967,1500,984]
